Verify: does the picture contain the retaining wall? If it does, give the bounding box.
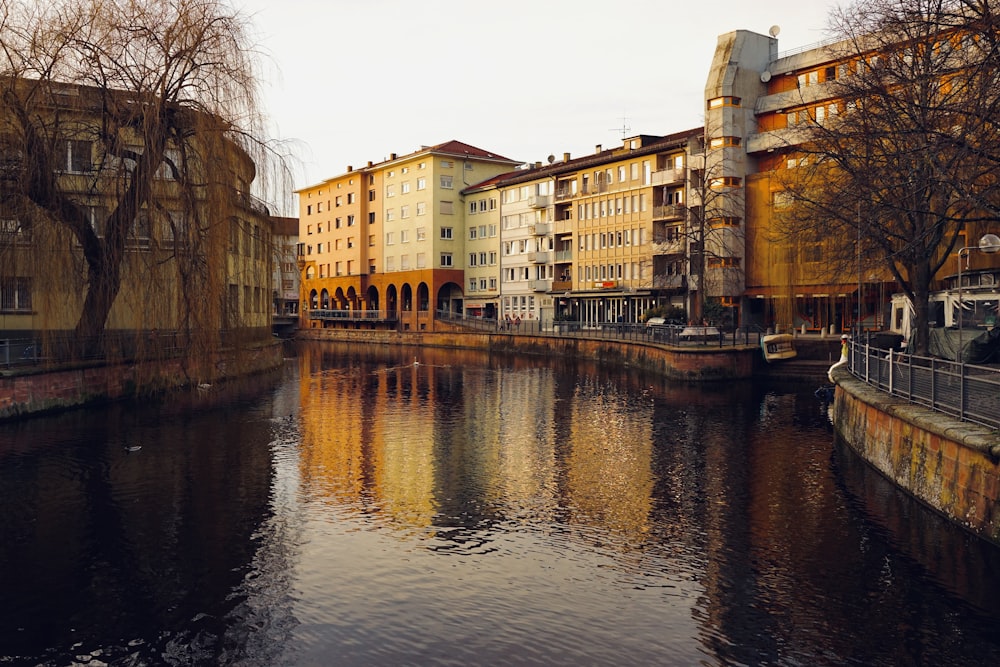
[831,366,1000,545]
[298,328,757,380]
[0,341,283,421]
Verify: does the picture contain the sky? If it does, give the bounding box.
[235,0,841,198]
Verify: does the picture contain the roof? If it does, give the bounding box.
[463,126,704,193]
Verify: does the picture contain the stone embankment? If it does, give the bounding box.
[831,365,1000,546]
[0,341,283,421]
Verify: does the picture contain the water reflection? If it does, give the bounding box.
[2,343,1000,665]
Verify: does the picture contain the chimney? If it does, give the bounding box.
[595,144,602,154]
[347,165,353,172]
[534,161,542,169]
[390,152,397,160]
[563,152,571,162]
[367,161,373,168]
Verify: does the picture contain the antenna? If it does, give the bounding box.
[610,115,631,139]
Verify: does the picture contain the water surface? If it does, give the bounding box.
[2,343,999,665]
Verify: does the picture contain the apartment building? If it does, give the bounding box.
[707,27,1000,335]
[462,177,502,321]
[0,78,273,350]
[271,216,300,336]
[528,131,701,324]
[297,141,518,331]
[498,169,555,323]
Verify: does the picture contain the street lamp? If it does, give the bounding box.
[956,233,1000,359]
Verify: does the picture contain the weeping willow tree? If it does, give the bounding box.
[776,0,1000,355]
[0,0,288,377]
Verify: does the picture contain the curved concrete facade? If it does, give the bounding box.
[830,366,1000,545]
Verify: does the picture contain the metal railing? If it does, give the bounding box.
[435,310,762,348]
[848,342,1000,430]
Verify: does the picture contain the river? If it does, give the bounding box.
[2,342,999,666]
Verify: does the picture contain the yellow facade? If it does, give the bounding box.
[296,141,518,331]
[0,80,272,348]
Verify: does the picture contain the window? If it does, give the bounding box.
[440,175,453,189]
[386,232,395,245]
[469,253,477,266]
[369,189,376,201]
[489,251,497,265]
[440,200,454,215]
[417,177,426,190]
[347,215,356,226]
[368,212,376,224]
[386,184,396,197]
[469,201,478,215]
[57,139,92,173]
[400,205,410,219]
[709,136,742,149]
[441,160,453,168]
[386,209,395,221]
[469,227,478,240]
[347,193,355,204]
[416,202,426,216]
[416,252,427,268]
[707,96,741,109]
[416,227,427,241]
[335,196,342,207]
[0,277,31,312]
[440,252,453,267]
[440,227,453,239]
[402,182,410,194]
[400,230,409,243]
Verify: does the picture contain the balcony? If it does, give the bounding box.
[530,251,552,264]
[554,249,572,262]
[530,222,552,236]
[530,279,552,292]
[651,167,685,186]
[555,188,576,201]
[653,204,686,221]
[653,274,687,290]
[529,195,551,209]
[551,280,572,292]
[554,220,574,236]
[652,239,685,255]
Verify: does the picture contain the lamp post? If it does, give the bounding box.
[955,233,1000,360]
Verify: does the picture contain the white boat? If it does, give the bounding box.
[761,333,797,362]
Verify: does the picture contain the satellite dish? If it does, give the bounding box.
[547,155,555,164]
[769,25,781,37]
[979,233,1000,253]
[760,71,772,83]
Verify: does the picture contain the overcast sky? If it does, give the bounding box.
[235,0,840,196]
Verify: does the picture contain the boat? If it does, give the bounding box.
[761,333,797,362]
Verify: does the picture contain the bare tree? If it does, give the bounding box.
[777,0,1000,355]
[0,0,287,361]
[685,139,748,328]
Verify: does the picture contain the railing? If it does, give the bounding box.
[436,311,762,348]
[0,329,266,368]
[847,341,1000,430]
[308,309,397,322]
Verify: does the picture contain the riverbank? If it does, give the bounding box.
[295,326,842,382]
[831,364,1000,546]
[0,340,283,421]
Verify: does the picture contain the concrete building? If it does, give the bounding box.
[271,216,300,337]
[297,141,518,331]
[0,78,274,358]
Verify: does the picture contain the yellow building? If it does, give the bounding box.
[0,78,273,361]
[297,141,518,331]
